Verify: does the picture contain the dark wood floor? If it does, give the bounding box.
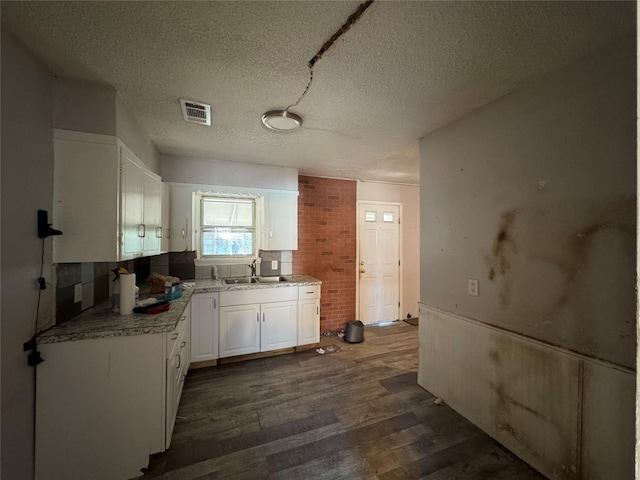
[140,321,547,479]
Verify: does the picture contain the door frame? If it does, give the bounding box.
[356,200,404,323]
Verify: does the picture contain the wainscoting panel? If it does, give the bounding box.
[417,304,634,480]
[580,360,635,480]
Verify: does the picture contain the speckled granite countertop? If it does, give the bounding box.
[37,275,321,344]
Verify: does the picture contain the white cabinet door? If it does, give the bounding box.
[169,185,192,252]
[265,192,298,250]
[121,146,144,258]
[219,304,261,357]
[165,307,190,449]
[261,301,297,351]
[298,298,320,345]
[142,170,162,255]
[190,292,219,363]
[161,183,170,252]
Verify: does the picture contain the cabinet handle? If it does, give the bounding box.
[181,315,187,322]
[167,228,171,239]
[138,224,146,238]
[182,218,188,239]
[180,341,186,348]
[156,227,162,238]
[317,306,319,315]
[171,333,179,340]
[214,298,217,309]
[306,291,314,294]
[262,313,265,322]
[257,313,259,323]
[176,354,181,369]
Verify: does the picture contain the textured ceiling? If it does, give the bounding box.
[2,1,634,185]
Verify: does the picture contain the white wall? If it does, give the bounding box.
[54,77,117,136]
[418,35,635,480]
[161,154,298,191]
[1,29,55,480]
[54,78,160,174]
[357,181,420,318]
[116,95,161,174]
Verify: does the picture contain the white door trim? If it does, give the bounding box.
[356,200,404,323]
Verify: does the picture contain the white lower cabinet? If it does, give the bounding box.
[190,292,219,362]
[219,286,298,358]
[298,285,321,345]
[261,300,297,351]
[166,306,190,448]
[35,302,191,480]
[219,303,261,357]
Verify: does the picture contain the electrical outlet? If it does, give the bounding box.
[271,260,278,270]
[74,283,83,303]
[468,279,479,296]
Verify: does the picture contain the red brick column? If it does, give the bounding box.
[293,176,357,332]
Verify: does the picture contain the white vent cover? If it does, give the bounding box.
[180,99,211,126]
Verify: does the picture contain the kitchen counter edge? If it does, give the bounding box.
[36,275,321,345]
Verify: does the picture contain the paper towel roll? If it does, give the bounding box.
[119,273,136,316]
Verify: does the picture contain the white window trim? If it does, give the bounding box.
[193,191,264,265]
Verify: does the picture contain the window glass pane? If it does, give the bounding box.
[383,212,394,222]
[202,228,253,256]
[202,199,253,227]
[365,211,377,222]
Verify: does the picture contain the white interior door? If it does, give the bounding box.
[358,203,400,324]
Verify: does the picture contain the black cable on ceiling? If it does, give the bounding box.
[286,0,375,111]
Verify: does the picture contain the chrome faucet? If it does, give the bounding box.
[248,259,257,277]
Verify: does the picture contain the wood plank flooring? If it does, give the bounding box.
[139,321,547,479]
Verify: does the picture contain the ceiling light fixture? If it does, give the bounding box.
[261,110,303,132]
[261,0,374,133]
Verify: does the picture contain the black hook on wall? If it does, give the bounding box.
[37,210,62,238]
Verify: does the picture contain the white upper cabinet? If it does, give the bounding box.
[142,169,162,255]
[168,185,192,253]
[53,129,164,262]
[121,144,162,258]
[121,148,145,258]
[53,131,121,263]
[161,183,170,252]
[263,191,298,251]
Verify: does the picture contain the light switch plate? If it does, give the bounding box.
[468,279,479,296]
[271,260,278,269]
[74,283,83,303]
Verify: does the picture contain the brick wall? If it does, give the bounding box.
[293,176,356,332]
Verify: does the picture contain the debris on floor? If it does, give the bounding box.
[315,344,341,355]
[433,397,444,406]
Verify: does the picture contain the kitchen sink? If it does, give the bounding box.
[257,276,289,283]
[223,276,290,284]
[224,277,258,284]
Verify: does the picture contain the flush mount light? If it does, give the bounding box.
[261,110,303,132]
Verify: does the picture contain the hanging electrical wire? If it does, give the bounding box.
[286,0,374,112]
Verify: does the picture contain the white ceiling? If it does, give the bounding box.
[1,1,634,185]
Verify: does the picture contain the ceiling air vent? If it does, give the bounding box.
[180,99,211,126]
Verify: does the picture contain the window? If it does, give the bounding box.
[199,196,256,258]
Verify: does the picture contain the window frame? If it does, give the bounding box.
[195,192,261,262]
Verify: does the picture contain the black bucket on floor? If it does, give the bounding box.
[344,320,365,343]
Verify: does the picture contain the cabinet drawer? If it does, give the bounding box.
[298,285,320,300]
[167,309,189,353]
[220,286,297,306]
